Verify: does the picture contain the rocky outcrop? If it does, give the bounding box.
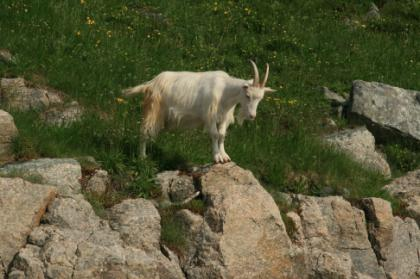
[0,110,18,165]
[362,198,420,279]
[176,163,297,279]
[349,80,420,143]
[287,195,387,279]
[0,78,64,111]
[8,196,185,279]
[3,161,420,279]
[324,127,391,177]
[383,169,420,225]
[0,158,82,196]
[0,177,56,277]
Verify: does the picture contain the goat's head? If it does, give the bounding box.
[239,60,275,121]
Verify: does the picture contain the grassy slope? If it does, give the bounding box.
[0,0,419,206]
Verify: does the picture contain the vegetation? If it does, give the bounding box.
[1,0,419,219]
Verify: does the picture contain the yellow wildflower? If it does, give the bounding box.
[80,0,85,4]
[116,98,126,104]
[86,16,95,25]
[76,31,81,36]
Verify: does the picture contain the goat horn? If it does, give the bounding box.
[250,60,260,86]
[261,63,269,87]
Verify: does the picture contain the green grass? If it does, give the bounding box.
[1,0,419,214]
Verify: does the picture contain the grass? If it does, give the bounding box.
[1,0,420,244]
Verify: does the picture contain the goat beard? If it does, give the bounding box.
[235,107,247,126]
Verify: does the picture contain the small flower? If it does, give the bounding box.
[116,98,126,104]
[86,16,95,25]
[107,30,112,37]
[80,0,85,4]
[76,30,81,36]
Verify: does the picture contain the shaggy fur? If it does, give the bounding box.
[122,61,275,163]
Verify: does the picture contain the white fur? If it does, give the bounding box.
[123,63,274,163]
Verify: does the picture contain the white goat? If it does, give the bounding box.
[122,61,275,163]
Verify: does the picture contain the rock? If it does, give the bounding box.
[0,49,13,63]
[349,80,420,143]
[0,110,18,165]
[293,195,387,278]
[179,163,296,279]
[365,3,380,21]
[380,217,420,279]
[322,87,347,117]
[85,169,109,196]
[109,199,161,252]
[324,127,391,177]
[323,87,347,105]
[361,198,394,261]
[156,170,196,204]
[0,158,82,196]
[0,177,56,277]
[41,101,84,126]
[10,196,185,279]
[0,78,64,111]
[383,169,420,225]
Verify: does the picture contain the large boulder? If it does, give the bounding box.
[362,198,420,279]
[324,127,391,177]
[0,110,18,165]
[0,78,63,111]
[8,197,185,279]
[290,195,387,278]
[383,169,420,225]
[349,80,420,143]
[0,158,82,197]
[177,163,297,279]
[0,177,56,277]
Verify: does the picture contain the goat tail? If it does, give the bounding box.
[141,85,165,138]
[122,82,150,98]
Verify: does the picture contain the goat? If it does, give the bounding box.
[122,60,275,163]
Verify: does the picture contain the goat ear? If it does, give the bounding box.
[243,84,249,90]
[264,87,276,93]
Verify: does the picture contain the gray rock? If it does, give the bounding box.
[10,196,185,279]
[109,199,161,252]
[381,217,420,279]
[0,158,82,196]
[323,87,347,105]
[324,127,391,177]
[0,78,64,111]
[0,110,18,165]
[0,177,56,277]
[361,198,394,261]
[365,3,380,21]
[0,49,13,64]
[179,163,296,279]
[155,170,196,204]
[383,169,420,225]
[293,195,387,278]
[85,169,109,196]
[349,80,420,143]
[41,101,84,127]
[323,87,347,118]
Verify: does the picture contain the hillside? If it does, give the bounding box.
[1,1,420,208]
